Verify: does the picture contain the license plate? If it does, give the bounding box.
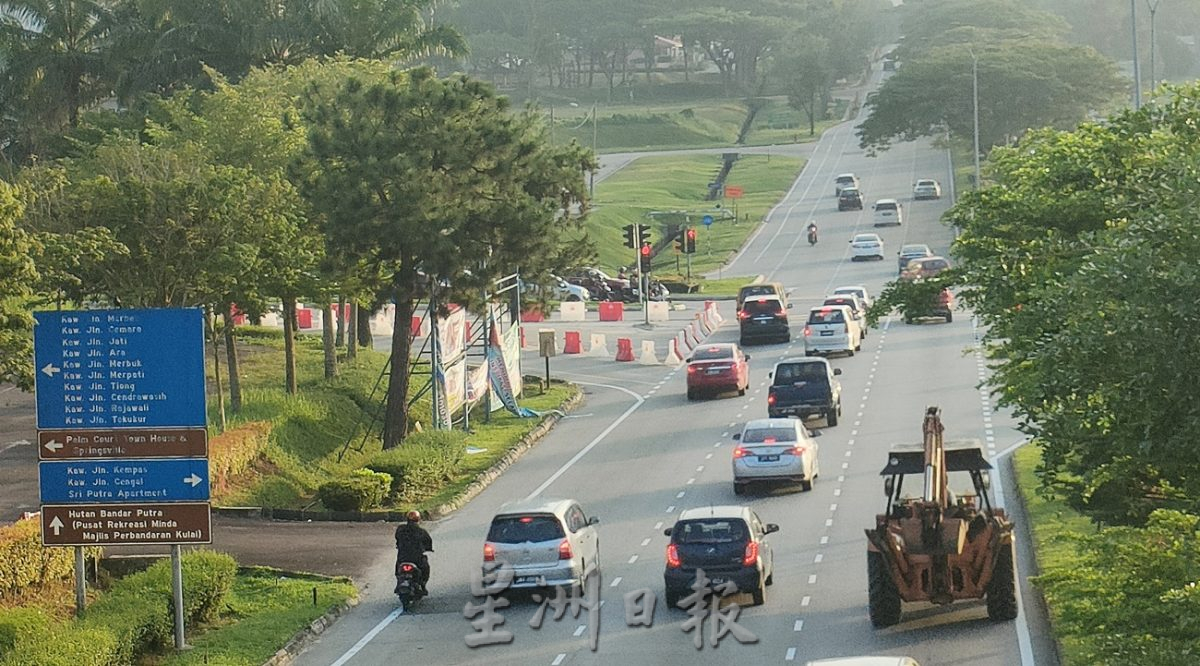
[820,330,833,336]
[706,369,723,375]
[759,455,780,462]
[710,577,727,585]
[514,576,540,585]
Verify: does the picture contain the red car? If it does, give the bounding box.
[686,343,751,400]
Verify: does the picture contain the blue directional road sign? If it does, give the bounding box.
[39,458,211,504]
[702,214,714,227]
[33,308,206,430]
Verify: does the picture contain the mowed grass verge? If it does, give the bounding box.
[209,329,578,512]
[586,153,805,292]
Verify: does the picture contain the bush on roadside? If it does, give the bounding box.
[365,430,467,503]
[317,469,392,512]
[0,607,51,654]
[208,421,272,495]
[0,625,119,666]
[0,519,98,597]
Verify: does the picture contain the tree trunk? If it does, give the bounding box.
[282,296,298,395]
[322,301,338,379]
[357,304,373,348]
[382,282,417,449]
[335,295,345,347]
[588,52,595,87]
[223,307,242,412]
[682,40,690,82]
[347,302,358,360]
[809,90,816,136]
[206,306,226,432]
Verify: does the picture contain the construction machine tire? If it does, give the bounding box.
[868,551,902,628]
[986,541,1019,621]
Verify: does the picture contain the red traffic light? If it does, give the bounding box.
[640,243,651,256]
[686,228,697,240]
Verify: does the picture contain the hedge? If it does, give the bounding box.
[208,421,272,496]
[317,469,392,512]
[365,430,467,502]
[0,550,236,666]
[0,518,98,598]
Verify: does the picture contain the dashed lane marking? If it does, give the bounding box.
[610,577,622,587]
[801,596,811,607]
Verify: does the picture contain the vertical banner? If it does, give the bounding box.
[487,308,535,417]
[435,307,468,368]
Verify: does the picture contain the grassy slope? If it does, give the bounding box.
[586,154,805,286]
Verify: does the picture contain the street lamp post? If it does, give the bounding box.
[590,103,598,197]
[969,49,981,187]
[1131,0,1143,109]
[1147,0,1162,92]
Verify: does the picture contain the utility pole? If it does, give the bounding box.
[589,103,598,198]
[971,50,981,187]
[1131,0,1143,109]
[1147,0,1162,92]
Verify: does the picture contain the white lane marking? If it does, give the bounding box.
[850,430,858,436]
[329,607,405,666]
[641,538,651,547]
[847,438,855,445]
[808,574,817,584]
[686,478,696,485]
[676,491,686,498]
[696,465,705,472]
[705,453,713,460]
[801,596,811,607]
[666,506,675,513]
[814,554,824,563]
[842,462,849,469]
[837,475,845,482]
[825,519,833,527]
[844,450,852,457]
[794,619,805,631]
[526,382,645,499]
[854,420,861,427]
[574,625,587,637]
[628,555,638,564]
[654,521,663,530]
[714,442,722,448]
[820,536,829,545]
[611,577,623,587]
[552,654,566,666]
[830,503,838,511]
[786,647,797,661]
[833,488,841,497]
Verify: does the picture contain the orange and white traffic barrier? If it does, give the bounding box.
[563,331,582,354]
[638,340,659,365]
[698,311,714,335]
[664,338,685,366]
[587,333,609,357]
[708,302,724,326]
[675,330,693,357]
[615,338,635,362]
[688,319,705,345]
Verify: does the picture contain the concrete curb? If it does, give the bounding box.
[426,389,585,520]
[262,596,360,666]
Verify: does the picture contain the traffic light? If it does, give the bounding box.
[674,228,685,253]
[622,224,636,249]
[639,242,652,273]
[637,224,651,246]
[685,227,697,254]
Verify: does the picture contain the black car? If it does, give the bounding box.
[767,357,843,426]
[663,505,778,608]
[838,187,864,211]
[738,296,791,345]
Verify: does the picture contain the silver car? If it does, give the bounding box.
[483,497,600,589]
[913,178,941,200]
[732,418,821,494]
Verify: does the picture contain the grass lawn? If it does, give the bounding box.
[586,153,804,281]
[1012,444,1095,664]
[949,136,979,197]
[208,330,578,512]
[554,100,746,152]
[743,97,849,147]
[152,569,356,666]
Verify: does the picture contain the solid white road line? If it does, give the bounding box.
[329,607,405,666]
[990,441,1037,666]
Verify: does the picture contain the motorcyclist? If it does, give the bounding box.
[806,221,819,244]
[395,510,433,594]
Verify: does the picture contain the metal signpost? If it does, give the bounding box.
[703,215,714,257]
[34,308,208,648]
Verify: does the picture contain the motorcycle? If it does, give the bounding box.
[807,227,819,246]
[395,561,427,606]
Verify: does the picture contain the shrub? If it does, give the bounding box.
[208,421,272,495]
[365,430,467,503]
[0,607,51,655]
[317,469,391,512]
[0,626,119,666]
[0,518,97,597]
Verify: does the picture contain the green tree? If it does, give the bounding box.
[296,68,594,447]
[0,180,38,388]
[773,34,834,136]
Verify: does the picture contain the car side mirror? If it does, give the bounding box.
[787,303,793,309]
[663,528,673,537]
[744,355,751,361]
[685,357,692,363]
[732,433,742,440]
[764,523,780,534]
[884,477,895,497]
[767,371,773,378]
[981,473,991,490]
[587,517,600,525]
[833,368,843,376]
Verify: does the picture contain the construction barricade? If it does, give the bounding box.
[664,338,685,366]
[647,301,670,323]
[559,301,586,322]
[638,341,659,365]
[563,331,582,354]
[598,301,624,321]
[615,338,635,362]
[588,333,610,357]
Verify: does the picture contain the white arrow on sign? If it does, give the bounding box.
[183,473,203,487]
[49,516,64,535]
[41,363,61,377]
[43,439,63,453]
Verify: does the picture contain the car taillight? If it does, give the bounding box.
[790,446,806,456]
[483,542,495,562]
[742,541,759,566]
[803,326,812,337]
[737,311,750,320]
[687,365,698,373]
[767,393,776,405]
[733,446,749,458]
[400,563,416,573]
[666,544,681,568]
[775,311,787,319]
[558,539,573,560]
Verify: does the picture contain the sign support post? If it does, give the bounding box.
[74,546,86,616]
[172,545,187,650]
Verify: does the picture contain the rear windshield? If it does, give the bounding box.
[488,515,565,543]
[876,202,898,211]
[773,362,829,385]
[692,347,732,361]
[836,176,855,184]
[743,300,783,315]
[840,189,860,197]
[739,285,777,299]
[824,298,858,312]
[808,309,845,324]
[741,427,799,444]
[673,519,748,544]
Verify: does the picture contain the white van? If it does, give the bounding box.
[872,199,903,227]
[803,305,862,357]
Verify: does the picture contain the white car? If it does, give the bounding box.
[483,497,600,590]
[834,173,860,195]
[804,304,862,357]
[872,199,903,226]
[732,418,820,493]
[849,233,884,261]
[913,179,942,200]
[550,276,591,302]
[832,285,872,310]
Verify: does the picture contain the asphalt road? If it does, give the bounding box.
[288,65,1059,666]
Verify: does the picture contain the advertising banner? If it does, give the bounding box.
[488,311,534,417]
[436,307,468,367]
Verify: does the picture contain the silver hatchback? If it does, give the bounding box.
[483,497,600,589]
[732,418,821,494]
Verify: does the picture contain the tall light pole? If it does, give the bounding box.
[970,49,981,187]
[1131,0,1143,109]
[590,103,597,197]
[1147,0,1162,92]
